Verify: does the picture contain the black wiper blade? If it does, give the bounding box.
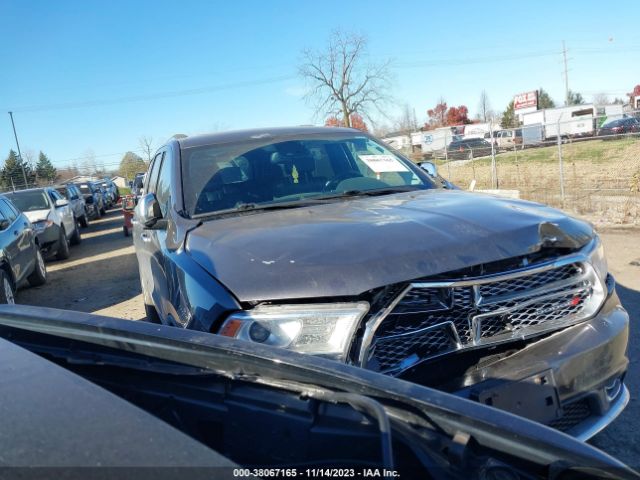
[316,186,422,200]
[192,199,332,219]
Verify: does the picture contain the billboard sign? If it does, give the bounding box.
[514,91,538,110]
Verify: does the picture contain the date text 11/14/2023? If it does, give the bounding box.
[232,468,400,477]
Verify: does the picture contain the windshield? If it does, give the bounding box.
[182,134,432,217]
[79,185,92,194]
[7,191,50,212]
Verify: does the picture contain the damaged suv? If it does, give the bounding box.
[133,127,629,439]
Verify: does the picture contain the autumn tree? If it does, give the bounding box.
[299,30,392,127]
[349,113,368,132]
[36,151,57,183]
[426,100,447,128]
[446,105,471,125]
[324,116,341,127]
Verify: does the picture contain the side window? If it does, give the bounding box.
[155,151,172,216]
[145,152,163,193]
[0,206,6,229]
[3,199,20,219]
[0,200,17,223]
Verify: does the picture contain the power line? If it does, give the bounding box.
[4,74,297,113]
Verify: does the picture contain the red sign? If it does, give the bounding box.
[514,91,538,110]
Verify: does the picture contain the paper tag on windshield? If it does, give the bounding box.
[358,154,409,173]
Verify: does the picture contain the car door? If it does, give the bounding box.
[134,152,164,311]
[49,189,75,236]
[0,206,23,283]
[0,199,34,282]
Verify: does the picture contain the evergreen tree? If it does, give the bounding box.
[36,151,57,183]
[1,149,35,190]
[500,101,518,128]
[537,88,556,109]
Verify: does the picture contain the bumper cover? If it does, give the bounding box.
[454,291,629,439]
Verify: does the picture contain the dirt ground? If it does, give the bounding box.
[13,207,640,466]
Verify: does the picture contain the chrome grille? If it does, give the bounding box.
[360,257,605,374]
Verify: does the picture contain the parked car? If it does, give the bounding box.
[55,183,88,228]
[6,187,81,260]
[0,304,637,478]
[0,195,47,303]
[101,178,119,205]
[495,128,523,150]
[92,181,112,209]
[131,172,146,196]
[597,117,640,138]
[76,182,104,219]
[133,126,628,439]
[446,138,494,159]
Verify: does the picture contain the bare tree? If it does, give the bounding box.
[592,92,610,105]
[478,90,493,122]
[80,149,97,177]
[139,135,155,164]
[299,30,392,127]
[394,103,418,132]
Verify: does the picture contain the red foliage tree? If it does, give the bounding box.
[446,105,471,126]
[427,102,447,128]
[349,113,368,132]
[324,116,341,127]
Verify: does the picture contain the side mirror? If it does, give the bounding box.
[55,199,69,208]
[0,219,10,231]
[135,193,163,228]
[418,161,438,178]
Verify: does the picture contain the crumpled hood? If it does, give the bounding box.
[23,209,50,224]
[186,190,594,302]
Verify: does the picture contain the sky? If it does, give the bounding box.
[1,0,638,171]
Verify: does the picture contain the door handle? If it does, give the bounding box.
[13,230,19,236]
[141,232,152,243]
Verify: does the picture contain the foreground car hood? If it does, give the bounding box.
[186,189,594,302]
[23,209,50,224]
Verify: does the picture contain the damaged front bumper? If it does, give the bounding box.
[445,286,629,440]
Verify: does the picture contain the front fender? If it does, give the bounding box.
[162,249,241,332]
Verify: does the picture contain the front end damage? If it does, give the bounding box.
[349,237,629,440]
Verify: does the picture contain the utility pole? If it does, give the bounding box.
[562,41,570,106]
[8,112,29,188]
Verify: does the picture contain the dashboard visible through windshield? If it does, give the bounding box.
[181,135,432,217]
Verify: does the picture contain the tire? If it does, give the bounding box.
[100,206,106,216]
[70,222,82,246]
[79,214,88,228]
[27,248,47,287]
[0,270,15,305]
[144,303,161,324]
[56,228,70,260]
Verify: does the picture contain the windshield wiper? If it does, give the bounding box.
[315,185,423,200]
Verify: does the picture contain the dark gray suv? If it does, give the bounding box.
[133,127,629,440]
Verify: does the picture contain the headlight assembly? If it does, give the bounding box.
[220,302,369,361]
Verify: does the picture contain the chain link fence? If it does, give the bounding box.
[411,110,640,226]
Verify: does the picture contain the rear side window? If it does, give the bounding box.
[0,200,17,222]
[154,151,172,216]
[145,153,163,193]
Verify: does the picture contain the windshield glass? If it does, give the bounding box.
[7,191,50,212]
[182,134,432,217]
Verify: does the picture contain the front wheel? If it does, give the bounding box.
[70,222,82,245]
[79,214,89,228]
[56,228,70,260]
[27,248,47,287]
[0,270,15,304]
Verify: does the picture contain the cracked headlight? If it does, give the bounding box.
[220,302,369,361]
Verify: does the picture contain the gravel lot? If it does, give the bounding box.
[13,208,640,466]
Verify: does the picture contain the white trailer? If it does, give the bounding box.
[418,127,460,157]
[522,104,624,140]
